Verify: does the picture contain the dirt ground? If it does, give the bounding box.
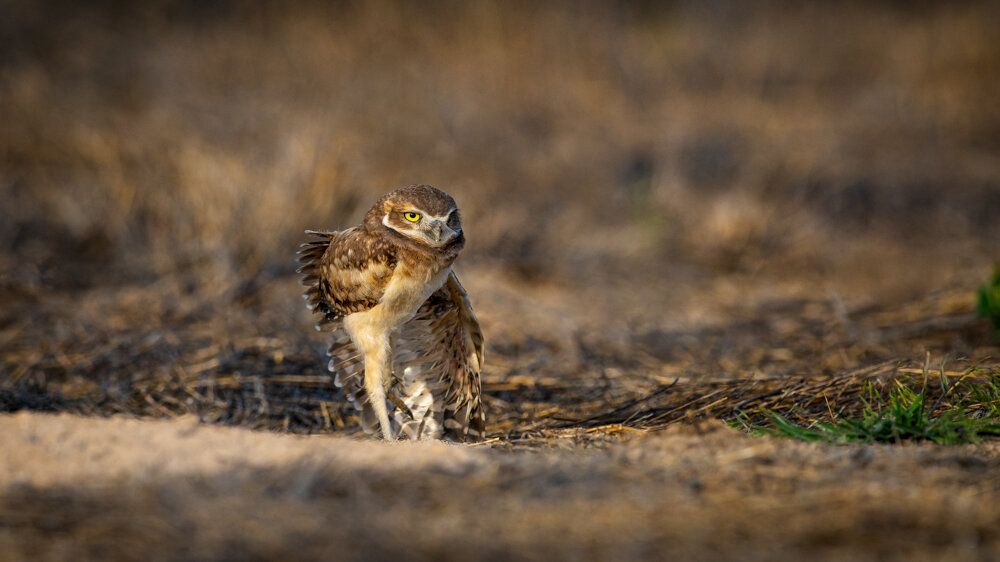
[0,406,1000,560]
[3,1,1000,560]
[3,412,1000,562]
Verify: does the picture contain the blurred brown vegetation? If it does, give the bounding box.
[3,0,999,292]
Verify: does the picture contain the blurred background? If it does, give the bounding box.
[4,3,1000,559]
[2,0,999,430]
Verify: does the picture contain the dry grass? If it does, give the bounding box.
[2,0,1000,559]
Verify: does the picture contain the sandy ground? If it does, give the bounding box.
[3,411,1000,561]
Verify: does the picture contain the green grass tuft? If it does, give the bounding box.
[978,265,1000,343]
[733,368,1000,445]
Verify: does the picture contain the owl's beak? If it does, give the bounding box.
[427,220,444,243]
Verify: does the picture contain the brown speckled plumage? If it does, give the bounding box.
[298,185,484,441]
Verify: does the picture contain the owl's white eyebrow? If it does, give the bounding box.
[424,208,456,221]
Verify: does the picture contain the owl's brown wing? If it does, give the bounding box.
[297,228,397,329]
[299,228,396,435]
[392,272,486,442]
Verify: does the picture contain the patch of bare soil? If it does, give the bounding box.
[2,412,1000,562]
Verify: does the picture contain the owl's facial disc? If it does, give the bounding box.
[383,208,460,247]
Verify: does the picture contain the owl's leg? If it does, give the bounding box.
[344,314,395,440]
[363,354,395,440]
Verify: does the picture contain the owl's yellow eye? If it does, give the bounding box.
[403,212,421,222]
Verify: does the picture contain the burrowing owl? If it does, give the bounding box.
[298,185,485,441]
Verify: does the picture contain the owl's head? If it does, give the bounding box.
[368,185,464,249]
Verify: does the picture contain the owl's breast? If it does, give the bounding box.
[375,262,453,328]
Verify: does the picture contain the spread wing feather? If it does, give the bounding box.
[297,228,396,324]
[393,272,485,442]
